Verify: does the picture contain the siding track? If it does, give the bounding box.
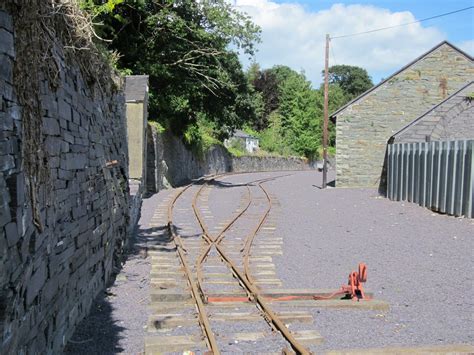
[145,173,317,354]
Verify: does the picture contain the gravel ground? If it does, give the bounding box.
[65,170,473,353]
[256,169,474,351]
[64,191,169,355]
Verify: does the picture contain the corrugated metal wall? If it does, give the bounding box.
[387,140,473,218]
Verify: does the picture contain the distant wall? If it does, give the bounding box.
[146,125,312,191]
[0,6,130,354]
[231,155,309,173]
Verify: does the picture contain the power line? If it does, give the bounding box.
[331,6,474,39]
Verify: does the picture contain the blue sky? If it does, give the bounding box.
[274,0,473,44]
[235,0,473,86]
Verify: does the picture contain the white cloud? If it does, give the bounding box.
[235,1,445,86]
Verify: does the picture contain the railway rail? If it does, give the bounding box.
[190,175,309,354]
[144,172,387,354]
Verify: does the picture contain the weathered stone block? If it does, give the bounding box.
[26,262,47,305]
[0,54,12,83]
[57,168,73,180]
[0,111,14,131]
[42,277,59,304]
[0,154,15,171]
[0,140,12,155]
[0,196,11,226]
[58,99,72,121]
[4,222,18,246]
[0,11,13,31]
[63,131,74,144]
[60,153,87,171]
[0,28,14,57]
[43,116,60,136]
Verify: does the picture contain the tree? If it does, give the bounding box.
[82,0,261,135]
[325,65,373,101]
[314,84,346,146]
[250,65,296,130]
[278,70,321,159]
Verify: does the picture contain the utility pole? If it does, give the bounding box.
[322,34,330,189]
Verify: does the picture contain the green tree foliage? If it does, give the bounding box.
[326,64,373,101]
[249,65,296,130]
[314,84,346,146]
[278,72,320,159]
[255,67,348,158]
[82,0,261,137]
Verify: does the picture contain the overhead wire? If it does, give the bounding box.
[331,6,474,39]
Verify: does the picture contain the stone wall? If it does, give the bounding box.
[231,155,310,173]
[0,7,130,354]
[393,82,474,143]
[146,125,312,191]
[335,42,474,188]
[393,83,474,143]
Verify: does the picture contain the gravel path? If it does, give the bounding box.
[261,169,474,351]
[64,191,170,355]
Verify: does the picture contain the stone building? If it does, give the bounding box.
[225,129,260,153]
[331,41,474,188]
[391,81,474,143]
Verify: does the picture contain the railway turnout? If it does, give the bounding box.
[144,172,387,354]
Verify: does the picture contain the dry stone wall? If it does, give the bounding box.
[0,8,130,354]
[146,125,312,191]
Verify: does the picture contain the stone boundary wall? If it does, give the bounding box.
[232,155,310,173]
[0,8,130,354]
[146,125,312,191]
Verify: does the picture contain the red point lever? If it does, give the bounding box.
[314,263,370,301]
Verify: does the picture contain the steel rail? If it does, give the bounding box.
[195,182,252,298]
[167,183,221,355]
[195,175,287,295]
[192,175,310,355]
[242,180,272,285]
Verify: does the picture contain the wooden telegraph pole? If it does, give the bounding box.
[322,34,330,189]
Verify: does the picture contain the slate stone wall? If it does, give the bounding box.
[335,43,474,188]
[393,82,474,143]
[0,8,130,354]
[146,125,312,191]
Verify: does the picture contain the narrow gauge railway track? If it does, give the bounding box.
[167,174,311,354]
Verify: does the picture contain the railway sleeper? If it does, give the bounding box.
[147,311,314,331]
[144,335,207,354]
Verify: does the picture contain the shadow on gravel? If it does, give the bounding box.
[207,173,294,189]
[312,179,335,189]
[65,222,153,354]
[64,296,126,354]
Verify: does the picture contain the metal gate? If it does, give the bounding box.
[387,140,473,218]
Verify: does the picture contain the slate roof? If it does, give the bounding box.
[124,75,149,102]
[330,41,473,121]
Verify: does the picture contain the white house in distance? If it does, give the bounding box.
[224,129,260,153]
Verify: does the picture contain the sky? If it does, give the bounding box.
[233,0,474,86]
